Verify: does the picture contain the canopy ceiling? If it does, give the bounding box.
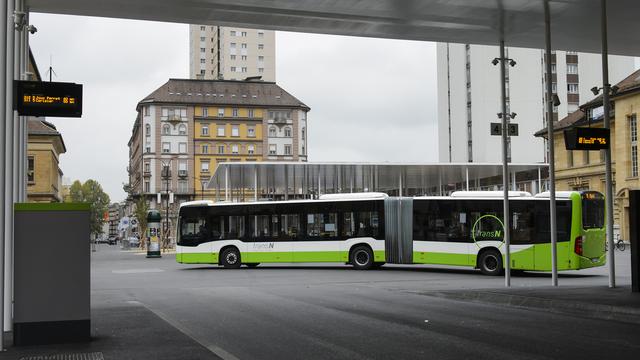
[26,0,640,56]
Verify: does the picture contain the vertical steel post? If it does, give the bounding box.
[254,166,258,202]
[544,0,559,286]
[4,0,15,332]
[466,167,469,191]
[224,165,229,202]
[499,40,511,287]
[0,0,6,349]
[600,0,615,288]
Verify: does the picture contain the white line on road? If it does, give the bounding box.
[111,268,165,274]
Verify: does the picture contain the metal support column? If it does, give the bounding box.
[600,0,615,288]
[398,172,402,197]
[512,172,516,191]
[544,0,559,286]
[224,166,229,202]
[0,0,6,349]
[466,167,469,191]
[499,40,512,287]
[538,166,542,194]
[254,166,258,202]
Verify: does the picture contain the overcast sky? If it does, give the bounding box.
[28,13,438,203]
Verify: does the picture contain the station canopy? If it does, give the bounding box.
[208,162,548,201]
[27,0,640,56]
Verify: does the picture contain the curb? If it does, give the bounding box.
[415,290,640,325]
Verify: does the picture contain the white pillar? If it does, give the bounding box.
[0,0,7,348]
[465,167,469,191]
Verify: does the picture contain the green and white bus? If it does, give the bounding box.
[176,191,606,275]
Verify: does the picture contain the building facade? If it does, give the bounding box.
[437,43,635,163]
[27,120,66,203]
[127,78,309,240]
[535,69,640,242]
[189,25,276,82]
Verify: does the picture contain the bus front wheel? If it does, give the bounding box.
[478,249,503,276]
[351,246,374,270]
[221,248,242,269]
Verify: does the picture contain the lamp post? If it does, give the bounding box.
[161,160,171,251]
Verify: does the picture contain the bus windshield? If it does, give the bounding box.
[582,192,605,229]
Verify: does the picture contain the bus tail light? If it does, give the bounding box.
[574,236,583,256]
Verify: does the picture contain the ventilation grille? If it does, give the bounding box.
[20,352,104,360]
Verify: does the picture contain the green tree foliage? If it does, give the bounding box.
[67,179,111,238]
[134,197,149,249]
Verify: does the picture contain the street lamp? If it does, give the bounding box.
[161,160,171,251]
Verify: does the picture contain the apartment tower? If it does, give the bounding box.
[437,44,635,163]
[189,25,276,82]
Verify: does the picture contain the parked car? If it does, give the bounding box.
[127,236,140,247]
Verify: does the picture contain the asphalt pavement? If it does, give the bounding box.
[2,245,638,360]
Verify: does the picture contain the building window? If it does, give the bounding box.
[200,59,205,64]
[567,63,578,74]
[301,127,306,140]
[230,55,236,60]
[241,43,247,49]
[201,125,209,136]
[241,55,247,61]
[248,109,254,118]
[241,67,247,73]
[258,44,264,50]
[144,162,150,172]
[230,30,236,36]
[217,126,225,137]
[248,145,255,154]
[178,124,187,135]
[162,142,171,153]
[27,156,34,183]
[247,126,255,137]
[230,66,236,72]
[241,31,247,37]
[144,106,149,116]
[145,124,151,137]
[178,180,188,193]
[258,31,264,37]
[232,108,238,117]
[232,145,239,154]
[200,48,205,53]
[202,144,209,154]
[230,42,236,49]
[552,82,557,93]
[567,150,573,168]
[284,144,292,155]
[179,142,187,154]
[568,83,579,94]
[302,146,305,155]
[551,64,556,73]
[583,151,590,165]
[269,144,277,155]
[284,127,292,137]
[269,126,276,137]
[218,145,225,154]
[162,124,170,135]
[258,56,264,62]
[218,108,225,117]
[231,126,239,137]
[202,108,208,117]
[145,146,151,153]
[200,26,205,31]
[631,114,638,177]
[201,162,210,172]
[144,181,150,193]
[258,68,264,73]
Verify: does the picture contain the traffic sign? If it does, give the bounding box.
[490,123,518,136]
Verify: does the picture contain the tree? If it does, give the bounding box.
[133,197,149,249]
[67,179,111,240]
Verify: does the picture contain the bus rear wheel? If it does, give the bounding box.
[221,248,241,269]
[351,246,374,270]
[478,249,503,276]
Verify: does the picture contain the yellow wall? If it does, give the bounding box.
[27,139,63,203]
[194,106,263,119]
[194,121,263,140]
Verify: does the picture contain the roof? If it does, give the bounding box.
[138,78,310,110]
[535,68,640,137]
[28,119,67,153]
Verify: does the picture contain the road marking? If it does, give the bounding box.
[128,300,240,360]
[111,268,164,274]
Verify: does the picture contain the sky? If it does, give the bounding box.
[28,13,438,203]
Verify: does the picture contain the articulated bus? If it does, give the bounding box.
[176,191,606,275]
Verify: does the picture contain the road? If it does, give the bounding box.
[92,245,638,360]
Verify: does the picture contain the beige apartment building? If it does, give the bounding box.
[127,78,309,238]
[27,120,66,203]
[535,69,640,242]
[189,25,276,82]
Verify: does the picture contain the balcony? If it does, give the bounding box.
[178,170,188,178]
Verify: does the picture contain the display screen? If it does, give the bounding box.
[564,127,610,150]
[14,80,82,117]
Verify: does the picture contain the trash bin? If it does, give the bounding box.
[146,210,162,258]
[122,237,130,250]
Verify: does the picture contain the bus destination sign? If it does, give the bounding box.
[14,81,83,117]
[564,127,610,150]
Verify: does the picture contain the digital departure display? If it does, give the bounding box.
[564,127,610,150]
[14,81,83,117]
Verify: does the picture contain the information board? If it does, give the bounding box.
[564,127,610,150]
[14,81,83,117]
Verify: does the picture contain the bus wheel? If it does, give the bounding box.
[479,249,503,276]
[351,246,374,270]
[221,248,241,269]
[246,263,260,268]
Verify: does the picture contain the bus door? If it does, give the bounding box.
[245,214,293,263]
[294,212,341,262]
[509,202,535,270]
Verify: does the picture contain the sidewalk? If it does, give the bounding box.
[416,285,640,324]
[1,303,220,360]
